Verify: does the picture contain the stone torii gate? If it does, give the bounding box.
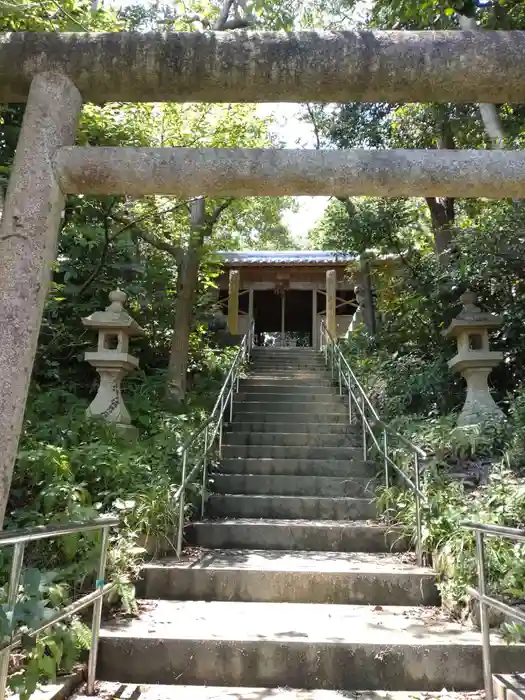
[1,30,525,524]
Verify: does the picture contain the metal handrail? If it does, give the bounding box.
[461,520,525,700]
[0,516,119,700]
[175,320,254,556]
[319,320,428,564]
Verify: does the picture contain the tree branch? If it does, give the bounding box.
[306,103,321,150]
[337,196,357,219]
[214,0,236,29]
[221,17,252,28]
[135,228,183,263]
[49,0,90,31]
[206,198,234,230]
[77,199,117,296]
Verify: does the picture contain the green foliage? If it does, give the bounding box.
[0,567,90,700]
[0,7,302,700]
[377,454,525,611]
[309,197,430,255]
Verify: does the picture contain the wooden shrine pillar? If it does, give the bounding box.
[326,269,337,340]
[228,269,240,335]
[312,288,318,349]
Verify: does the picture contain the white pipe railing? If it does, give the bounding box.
[320,320,428,565]
[0,517,119,700]
[175,320,254,557]
[461,521,525,700]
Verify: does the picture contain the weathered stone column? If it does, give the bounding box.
[0,73,82,526]
[350,285,365,332]
[326,269,337,340]
[228,269,240,335]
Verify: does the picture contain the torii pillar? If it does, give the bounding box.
[0,73,82,526]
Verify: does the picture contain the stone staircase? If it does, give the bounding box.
[96,347,525,697]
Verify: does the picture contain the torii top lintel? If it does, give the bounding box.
[2,30,525,104]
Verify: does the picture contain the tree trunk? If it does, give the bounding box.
[165,198,206,403]
[425,106,455,255]
[425,196,454,255]
[457,15,506,150]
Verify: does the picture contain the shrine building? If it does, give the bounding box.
[215,251,366,349]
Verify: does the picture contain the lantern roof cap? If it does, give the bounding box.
[82,289,145,336]
[442,291,502,338]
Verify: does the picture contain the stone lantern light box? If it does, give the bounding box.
[82,289,144,434]
[443,290,504,427]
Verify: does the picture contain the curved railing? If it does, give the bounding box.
[320,320,429,564]
[175,320,255,556]
[0,517,119,700]
[0,324,254,700]
[461,521,525,700]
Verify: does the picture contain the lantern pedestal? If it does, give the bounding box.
[451,359,503,427]
[84,355,139,437]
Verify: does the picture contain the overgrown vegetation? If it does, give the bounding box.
[0,1,304,695]
[327,201,525,625]
[301,0,525,629]
[4,0,525,694]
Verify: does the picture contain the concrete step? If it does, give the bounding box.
[188,518,403,552]
[250,364,327,371]
[249,364,328,372]
[236,393,345,405]
[233,412,350,424]
[83,685,487,700]
[234,402,347,416]
[98,600,525,689]
[207,494,376,520]
[139,549,440,605]
[494,673,525,700]
[246,375,332,382]
[218,458,375,478]
[224,432,359,448]
[210,473,375,497]
[243,378,335,387]
[222,444,362,460]
[240,384,336,394]
[230,422,354,434]
[251,348,320,353]
[248,370,330,376]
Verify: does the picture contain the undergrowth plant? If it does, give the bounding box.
[2,346,238,697]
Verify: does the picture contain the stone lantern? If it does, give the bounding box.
[82,289,144,435]
[443,290,504,427]
[349,284,365,332]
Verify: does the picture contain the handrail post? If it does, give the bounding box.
[360,395,367,460]
[382,430,390,524]
[218,414,224,458]
[176,449,188,558]
[414,452,423,566]
[383,430,389,490]
[218,391,225,457]
[338,353,342,395]
[0,541,25,700]
[476,530,493,700]
[348,379,353,424]
[87,526,110,695]
[200,426,209,519]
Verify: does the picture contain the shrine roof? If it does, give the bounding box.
[219,251,356,266]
